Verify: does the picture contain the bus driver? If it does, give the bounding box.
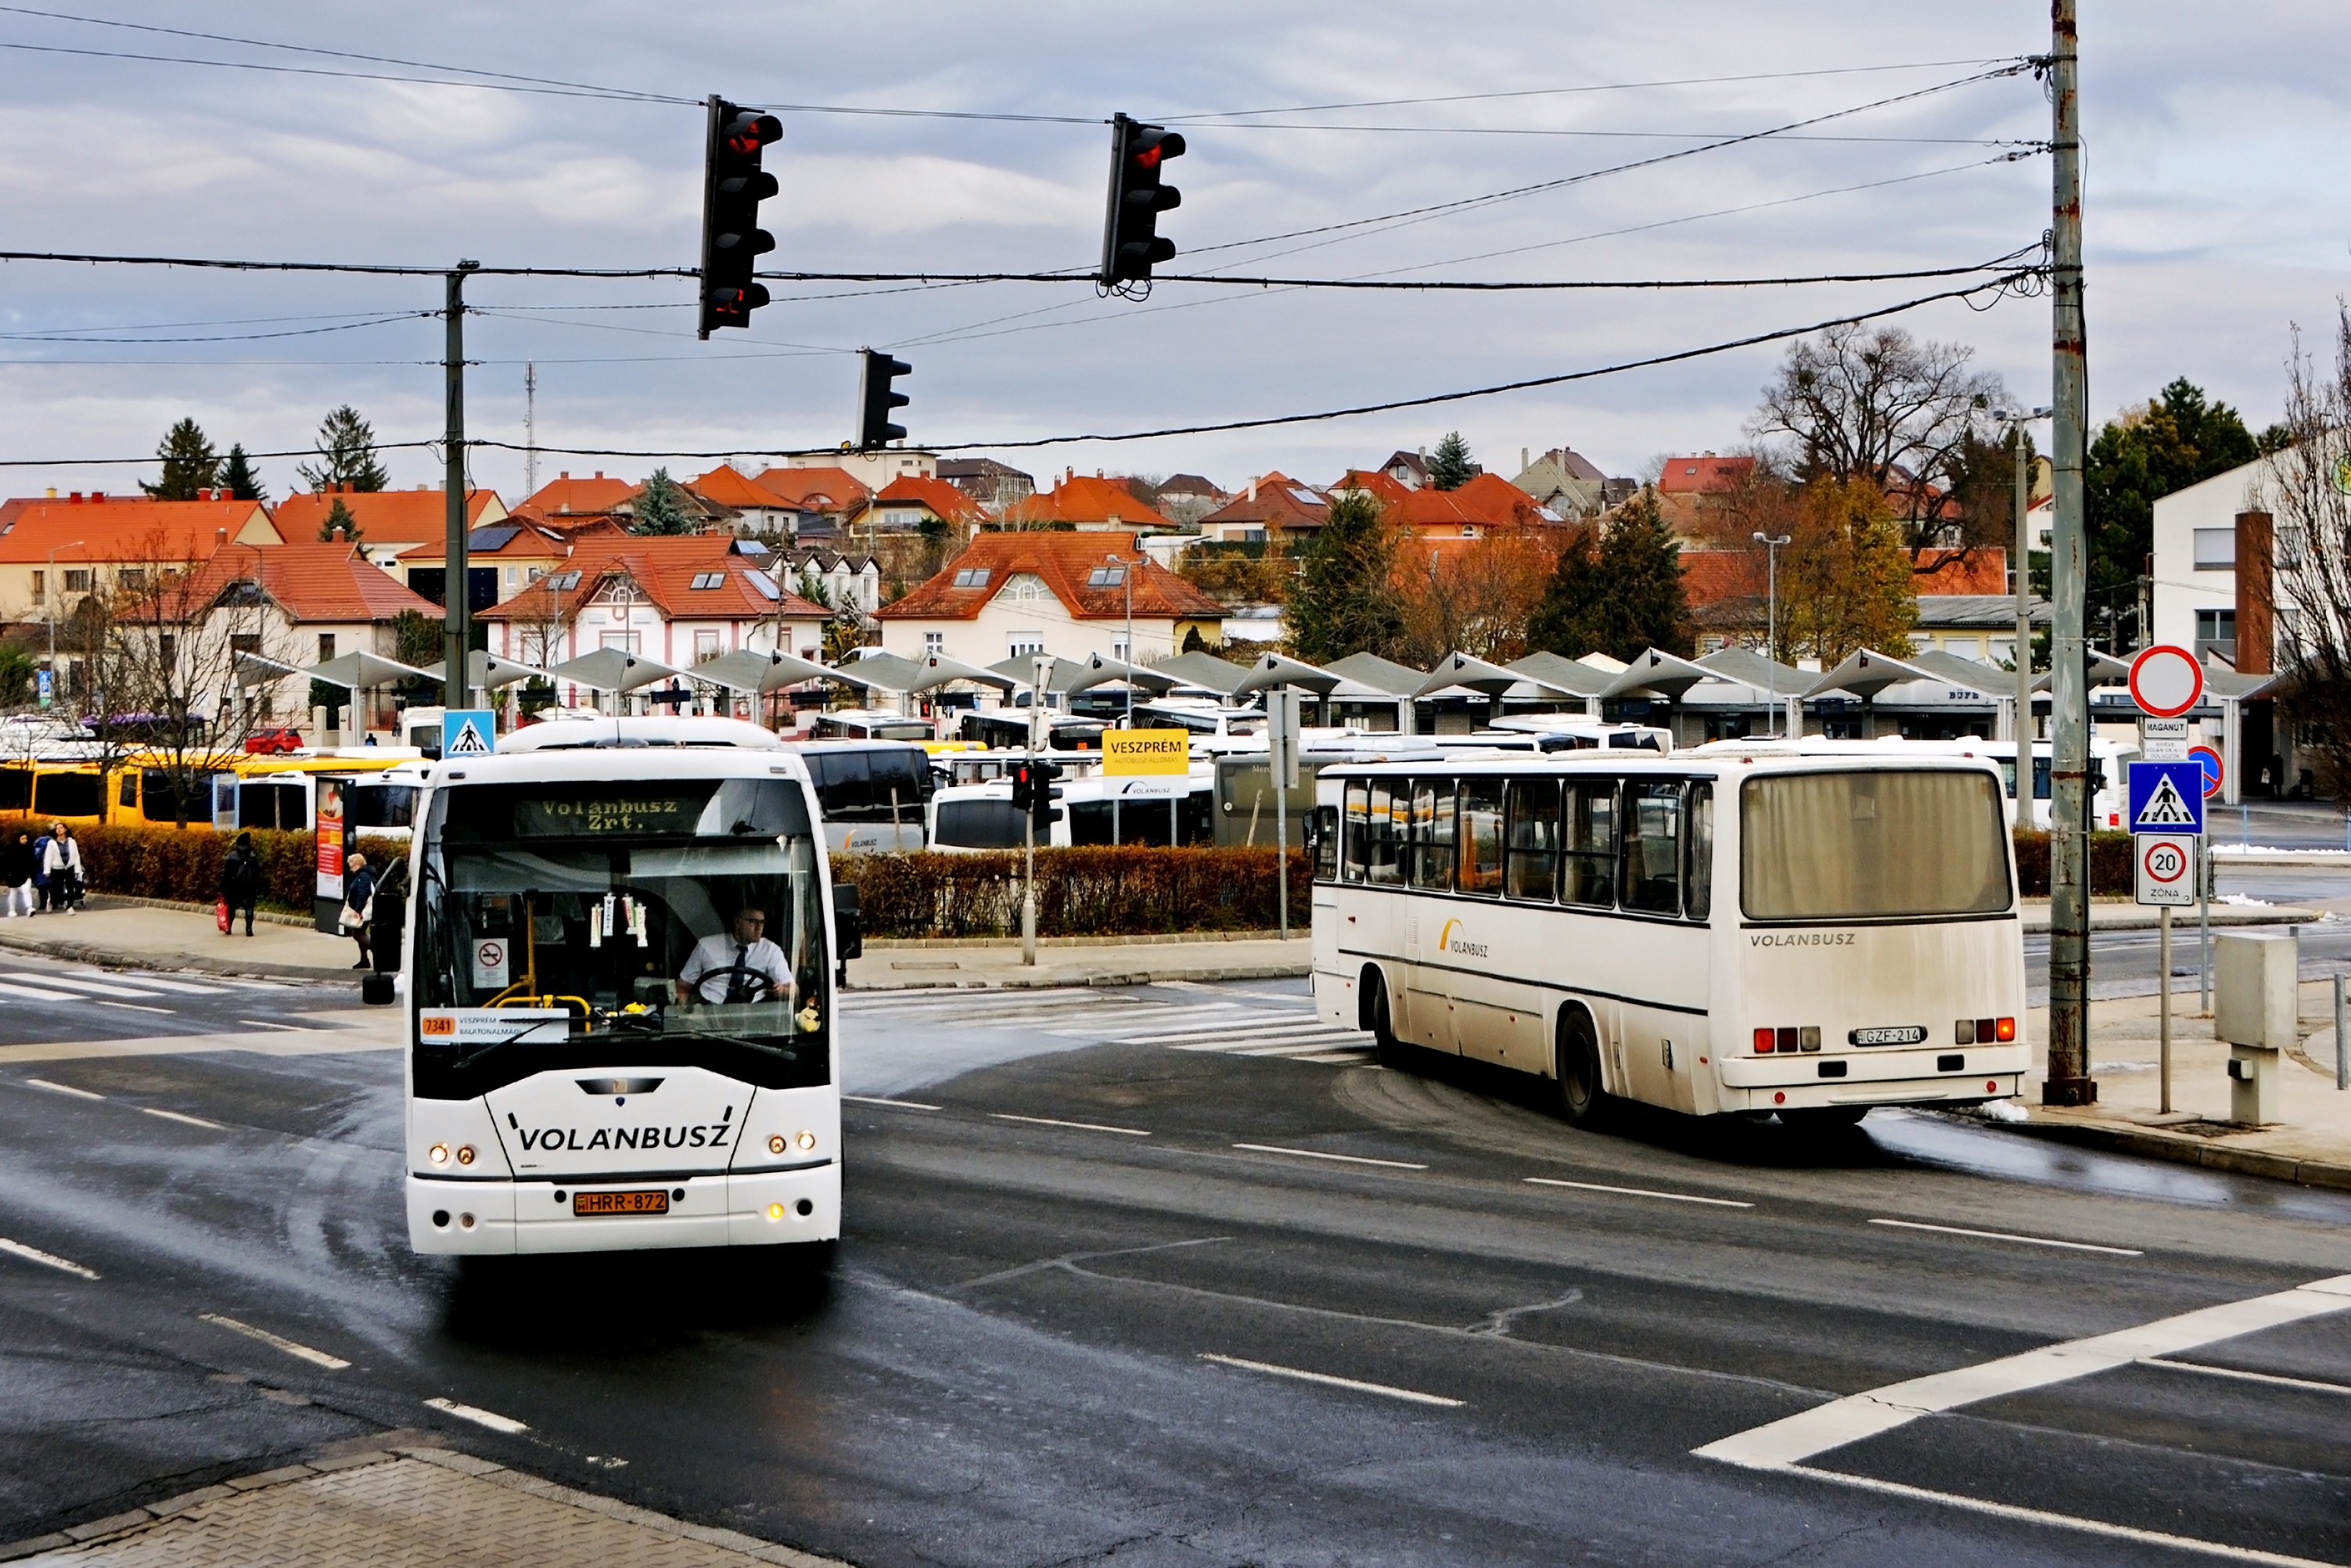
[678,905,795,1005]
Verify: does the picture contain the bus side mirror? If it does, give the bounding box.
[833,883,863,962]
[361,973,396,1006]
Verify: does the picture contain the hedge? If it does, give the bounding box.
[2011,831,2139,897]
[839,847,1311,940]
[56,823,407,912]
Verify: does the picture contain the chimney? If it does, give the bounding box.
[593,470,604,480]
[1247,476,1258,502]
[559,470,570,480]
[216,527,228,546]
[44,487,55,498]
[332,525,347,543]
[1521,447,1529,473]
[2235,509,2274,675]
[92,491,104,502]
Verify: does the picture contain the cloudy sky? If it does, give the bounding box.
[0,1,2343,502]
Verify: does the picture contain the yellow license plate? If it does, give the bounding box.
[573,1189,669,1217]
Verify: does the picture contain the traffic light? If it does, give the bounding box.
[699,96,782,338]
[1009,760,1035,814]
[1030,759,1063,831]
[1100,113,1186,293]
[855,347,911,449]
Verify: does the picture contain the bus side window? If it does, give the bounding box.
[1341,782,1369,884]
[1411,779,1455,892]
[1458,778,1504,896]
[1622,781,1682,914]
[1503,777,1560,902]
[1562,780,1616,907]
[0,768,27,812]
[1684,782,1713,921]
[119,771,138,808]
[1366,782,1400,885]
[1310,804,1339,881]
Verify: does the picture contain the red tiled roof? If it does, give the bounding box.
[752,467,873,514]
[1331,469,1415,505]
[478,534,826,626]
[1912,547,2007,595]
[1199,472,1327,529]
[275,488,502,545]
[875,530,1224,624]
[1000,473,1174,530]
[1657,455,1755,494]
[0,497,281,563]
[1678,548,1758,610]
[875,473,985,523]
[1397,473,1545,530]
[522,472,634,518]
[160,541,442,623]
[394,520,568,563]
[688,464,791,510]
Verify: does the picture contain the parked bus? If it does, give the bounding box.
[955,710,1107,753]
[927,771,1216,851]
[225,753,420,836]
[0,761,108,826]
[807,709,935,743]
[1310,747,2026,1128]
[791,740,933,853]
[404,716,849,1257]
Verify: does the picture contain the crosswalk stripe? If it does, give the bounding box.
[0,980,93,1002]
[1175,1031,1371,1053]
[846,984,1365,1067]
[1131,1016,1332,1043]
[64,973,233,996]
[1235,1040,1375,1057]
[9,975,168,999]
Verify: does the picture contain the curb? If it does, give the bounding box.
[0,926,362,986]
[866,929,1292,950]
[1961,1109,2351,1192]
[852,960,1311,992]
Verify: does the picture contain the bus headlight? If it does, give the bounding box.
[795,1130,817,1152]
[455,1145,476,1166]
[769,1134,787,1155]
[767,1203,785,1221]
[428,1142,450,1166]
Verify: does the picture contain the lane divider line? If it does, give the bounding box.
[0,1236,98,1279]
[1199,1353,1463,1408]
[139,1106,225,1130]
[1526,1177,1753,1209]
[96,1001,174,1016]
[841,1095,940,1111]
[24,1077,103,1100]
[424,1396,527,1434]
[1693,1272,2351,1471]
[1231,1143,1426,1170]
[1867,1217,2141,1256]
[990,1113,1151,1137]
[239,1019,315,1032]
[198,1313,351,1371]
[2143,1357,2351,1398]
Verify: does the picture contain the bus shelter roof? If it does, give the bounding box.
[417,650,544,691]
[1693,646,1806,697]
[543,646,686,694]
[1321,652,1426,698]
[1601,647,1717,701]
[2029,648,2132,694]
[690,649,839,694]
[1066,653,1178,696]
[1413,650,1522,698]
[1151,650,1251,696]
[1505,651,1610,697]
[985,654,1093,693]
[1803,647,1942,701]
[232,651,304,689]
[1232,651,1341,696]
[306,649,437,690]
[1903,649,2008,695]
[908,653,1019,696]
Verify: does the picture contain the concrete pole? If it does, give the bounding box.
[2014,420,2033,746]
[443,261,480,714]
[2044,2,2096,1106]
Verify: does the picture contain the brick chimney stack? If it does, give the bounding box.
[2234,510,2274,674]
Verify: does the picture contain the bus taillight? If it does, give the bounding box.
[1996,1017,2015,1041]
[1753,1028,1774,1053]
[1755,1026,1822,1054]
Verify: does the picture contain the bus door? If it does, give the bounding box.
[1397,777,1459,1055]
[1610,779,1711,1113]
[239,775,311,831]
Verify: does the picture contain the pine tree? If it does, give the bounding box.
[140,418,219,499]
[1286,491,1404,664]
[1428,431,1478,491]
[1526,491,1694,660]
[219,443,268,502]
[319,496,362,544]
[295,405,389,494]
[631,468,694,535]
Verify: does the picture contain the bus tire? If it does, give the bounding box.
[1555,1006,1606,1127]
[1364,969,1410,1070]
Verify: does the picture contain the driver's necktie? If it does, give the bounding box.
[725,943,749,1003]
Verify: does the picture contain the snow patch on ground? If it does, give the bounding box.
[1980,1099,2029,1122]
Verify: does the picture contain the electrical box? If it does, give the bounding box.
[2214,932,2297,1049]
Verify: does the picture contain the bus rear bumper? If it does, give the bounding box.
[407,1163,841,1256]
[1717,1074,2020,1113]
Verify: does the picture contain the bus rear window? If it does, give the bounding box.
[1742,770,2011,921]
[936,798,1025,850]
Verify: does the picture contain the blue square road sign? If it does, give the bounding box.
[2126,760,2204,836]
[441,709,496,757]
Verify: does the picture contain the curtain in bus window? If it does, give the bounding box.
[1458,778,1504,896]
[1503,778,1560,901]
[1622,781,1681,914]
[1411,779,1455,891]
[1562,780,1616,907]
[1742,770,2010,920]
[1343,782,1370,883]
[1684,783,1714,921]
[1365,782,1400,884]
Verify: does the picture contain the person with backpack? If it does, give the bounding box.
[219,831,263,938]
[0,829,33,917]
[340,851,376,969]
[41,823,81,915]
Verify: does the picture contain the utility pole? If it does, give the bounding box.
[1022,652,1047,966]
[442,261,480,714]
[523,360,538,499]
[2045,5,2095,1106]
[2013,418,2033,746]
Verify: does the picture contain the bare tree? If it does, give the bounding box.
[2266,307,2351,792]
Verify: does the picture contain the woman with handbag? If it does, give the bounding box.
[41,823,81,916]
[340,852,376,969]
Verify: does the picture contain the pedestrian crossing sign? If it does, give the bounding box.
[2126,759,2204,835]
[443,709,495,757]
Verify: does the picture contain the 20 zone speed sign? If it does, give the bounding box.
[2136,834,2196,907]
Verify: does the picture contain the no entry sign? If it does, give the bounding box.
[2129,644,2204,718]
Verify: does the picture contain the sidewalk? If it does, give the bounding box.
[2015,897,2317,932]
[0,899,365,984]
[2,1444,843,1566]
[850,933,1311,990]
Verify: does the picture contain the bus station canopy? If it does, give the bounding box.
[1692,646,1806,699]
[1066,653,1178,696]
[831,650,926,695]
[417,651,544,691]
[1413,650,1522,698]
[1232,651,1341,696]
[1803,647,1941,702]
[544,647,685,694]
[986,654,1093,694]
[232,651,304,690]
[690,649,839,694]
[1903,649,2008,694]
[1152,650,1251,696]
[1601,647,1717,701]
[1506,651,1610,698]
[1321,653,1426,698]
[2030,649,2132,693]
[307,649,437,690]
[908,653,1019,696]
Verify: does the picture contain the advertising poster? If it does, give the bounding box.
[315,777,346,901]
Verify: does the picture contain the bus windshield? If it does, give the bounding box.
[414,779,829,1097]
[1741,769,2011,921]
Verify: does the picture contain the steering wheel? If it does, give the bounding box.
[689,964,778,1003]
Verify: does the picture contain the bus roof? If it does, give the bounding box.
[497,716,785,753]
[1318,747,2003,779]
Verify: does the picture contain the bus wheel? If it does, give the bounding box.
[1782,1106,1867,1130]
[1365,970,1410,1070]
[1556,1008,1605,1127]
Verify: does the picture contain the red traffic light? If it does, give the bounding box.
[723,111,782,156]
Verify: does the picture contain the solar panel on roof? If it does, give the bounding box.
[467,524,521,551]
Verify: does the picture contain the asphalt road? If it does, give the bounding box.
[1,977,2348,1566]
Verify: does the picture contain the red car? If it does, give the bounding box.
[244,727,304,755]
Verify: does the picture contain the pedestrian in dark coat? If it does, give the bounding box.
[341,853,376,969]
[0,830,33,918]
[220,831,263,937]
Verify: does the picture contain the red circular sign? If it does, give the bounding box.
[2129,645,2204,717]
[2189,744,2224,798]
[2142,839,2191,884]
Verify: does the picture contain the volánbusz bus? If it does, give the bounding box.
[404,717,850,1256]
[1310,746,2026,1127]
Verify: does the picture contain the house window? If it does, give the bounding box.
[600,631,641,654]
[2195,609,2235,661]
[318,634,336,662]
[62,570,92,592]
[28,571,42,606]
[1003,573,1050,602]
[504,566,519,588]
[924,631,944,655]
[230,633,261,656]
[1113,636,1130,661]
[1087,566,1126,588]
[2193,528,2235,570]
[1943,635,1981,660]
[689,571,725,589]
[1008,633,1045,659]
[694,630,721,661]
[117,568,146,591]
[953,568,990,588]
[157,635,176,667]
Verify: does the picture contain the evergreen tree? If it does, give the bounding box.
[140,418,219,499]
[2085,378,2260,645]
[1286,490,1404,664]
[1428,431,1478,491]
[319,496,362,544]
[630,468,694,535]
[1526,491,1694,660]
[295,405,389,494]
[220,444,268,502]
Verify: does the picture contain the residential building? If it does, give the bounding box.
[868,473,986,538]
[274,486,507,572]
[1150,473,1228,528]
[1377,451,1431,490]
[874,530,1224,666]
[998,470,1175,533]
[750,466,873,541]
[394,520,570,606]
[1329,469,1416,506]
[688,465,800,535]
[1395,473,1553,539]
[608,477,739,535]
[0,493,282,624]
[519,471,636,525]
[776,548,883,617]
[778,448,936,494]
[2149,452,2284,664]
[1196,473,1327,542]
[1512,447,1629,520]
[936,457,1036,509]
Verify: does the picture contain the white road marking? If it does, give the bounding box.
[1234,1038,1379,1058]
[77,974,229,995]
[1231,1143,1426,1170]
[0,980,91,1002]
[1694,1272,2351,1470]
[424,1396,527,1434]
[0,1236,98,1278]
[239,1019,314,1031]
[2144,1358,2351,1397]
[1295,1051,1376,1064]
[1526,1177,1753,1209]
[989,1113,1150,1137]
[1158,1020,1352,1045]
[841,1095,940,1111]
[198,1312,351,1370]
[139,1106,225,1130]
[1867,1217,2141,1256]
[96,1002,174,1016]
[24,1077,102,1099]
[1199,1353,1463,1408]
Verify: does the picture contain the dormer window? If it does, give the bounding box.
[953,567,990,588]
[689,570,725,589]
[1087,566,1126,588]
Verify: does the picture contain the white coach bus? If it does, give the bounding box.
[404,717,850,1256]
[1310,746,2027,1127]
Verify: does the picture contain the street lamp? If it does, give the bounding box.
[1751,532,1790,735]
[1995,406,2054,746]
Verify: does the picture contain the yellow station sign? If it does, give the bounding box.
[1102,728,1192,775]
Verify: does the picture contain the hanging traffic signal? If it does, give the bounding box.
[699,96,782,338]
[1100,113,1186,293]
[855,348,911,449]
[1030,760,1063,830]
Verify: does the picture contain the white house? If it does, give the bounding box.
[2150,453,2289,664]
[872,530,1225,666]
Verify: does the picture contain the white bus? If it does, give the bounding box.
[1310,747,2027,1127]
[404,717,849,1257]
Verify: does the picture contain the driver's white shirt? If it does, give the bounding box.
[680,932,793,1004]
